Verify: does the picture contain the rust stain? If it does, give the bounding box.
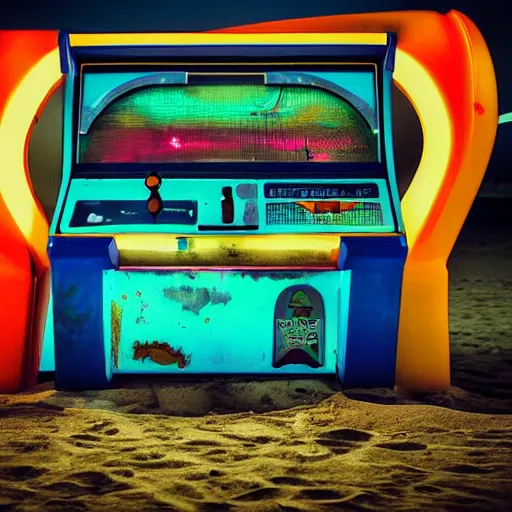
[220,244,242,259]
[111,301,123,369]
[132,341,191,368]
[242,271,310,282]
[162,285,231,315]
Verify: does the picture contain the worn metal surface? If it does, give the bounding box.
[114,234,342,267]
[103,269,345,375]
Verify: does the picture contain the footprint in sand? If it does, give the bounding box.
[128,455,192,470]
[111,469,135,478]
[104,428,120,436]
[0,465,48,481]
[414,484,444,494]
[315,428,373,455]
[73,442,97,449]
[376,482,407,498]
[127,451,175,469]
[167,482,205,500]
[232,487,281,501]
[119,447,137,453]
[42,499,87,511]
[0,404,64,419]
[387,465,429,487]
[184,439,223,448]
[205,449,249,463]
[85,421,120,436]
[204,448,228,456]
[43,471,132,497]
[468,438,512,448]
[442,464,495,474]
[0,487,38,505]
[342,490,386,508]
[375,441,427,451]
[7,440,49,453]
[466,450,487,457]
[71,434,101,442]
[87,420,114,433]
[472,430,512,440]
[294,488,347,500]
[269,476,316,486]
[222,434,279,445]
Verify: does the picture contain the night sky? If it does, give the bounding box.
[1,0,511,181]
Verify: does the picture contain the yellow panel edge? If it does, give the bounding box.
[69,32,388,47]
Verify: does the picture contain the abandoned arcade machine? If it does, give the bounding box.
[0,11,498,394]
[40,32,406,390]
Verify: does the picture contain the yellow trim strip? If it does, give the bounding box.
[114,234,341,267]
[51,232,401,238]
[69,32,387,47]
[80,61,377,69]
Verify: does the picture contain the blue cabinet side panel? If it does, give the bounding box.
[48,237,118,390]
[339,236,407,388]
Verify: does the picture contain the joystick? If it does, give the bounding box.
[144,172,163,222]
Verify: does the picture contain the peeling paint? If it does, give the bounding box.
[132,341,191,368]
[241,271,311,282]
[111,301,123,368]
[243,200,259,225]
[53,284,91,345]
[162,285,232,314]
[220,244,242,260]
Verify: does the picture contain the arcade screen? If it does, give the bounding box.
[78,69,379,165]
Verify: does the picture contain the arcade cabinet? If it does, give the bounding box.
[45,31,406,389]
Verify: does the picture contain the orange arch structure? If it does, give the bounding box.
[0,10,498,393]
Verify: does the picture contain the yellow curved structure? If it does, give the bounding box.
[0,10,498,392]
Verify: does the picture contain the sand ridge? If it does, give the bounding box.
[1,389,512,512]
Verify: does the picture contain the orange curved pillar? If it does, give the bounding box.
[215,10,498,390]
[0,30,59,393]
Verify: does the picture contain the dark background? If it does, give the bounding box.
[1,0,511,217]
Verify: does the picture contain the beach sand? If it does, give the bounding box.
[1,217,511,512]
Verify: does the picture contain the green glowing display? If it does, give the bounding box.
[80,84,377,164]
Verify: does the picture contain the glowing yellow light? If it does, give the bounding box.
[69,32,387,47]
[0,48,61,270]
[394,49,453,251]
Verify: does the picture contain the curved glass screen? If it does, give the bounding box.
[79,81,378,164]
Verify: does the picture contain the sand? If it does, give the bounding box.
[1,220,512,511]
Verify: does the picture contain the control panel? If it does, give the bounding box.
[59,178,396,234]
